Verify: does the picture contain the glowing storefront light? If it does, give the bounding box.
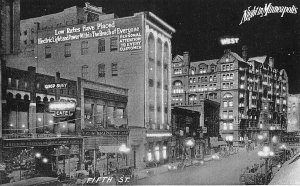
[146,133,172,137]
[162,146,167,159]
[155,146,160,161]
[147,152,152,161]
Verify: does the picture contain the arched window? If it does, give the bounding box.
[223,93,233,99]
[173,80,183,86]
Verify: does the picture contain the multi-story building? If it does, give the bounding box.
[171,48,288,143]
[0,65,131,182]
[5,3,175,170]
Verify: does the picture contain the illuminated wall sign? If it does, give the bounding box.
[55,110,71,117]
[220,38,239,45]
[44,83,68,89]
[38,15,143,52]
[146,133,172,137]
[49,101,76,112]
[240,3,298,25]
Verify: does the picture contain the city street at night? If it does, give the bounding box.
[0,0,300,185]
[137,148,262,185]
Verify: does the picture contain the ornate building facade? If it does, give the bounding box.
[171,48,288,143]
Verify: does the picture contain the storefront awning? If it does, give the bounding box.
[211,141,227,147]
[98,146,120,153]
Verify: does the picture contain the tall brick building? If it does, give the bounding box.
[171,48,288,143]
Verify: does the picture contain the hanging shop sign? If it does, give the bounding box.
[44,83,68,89]
[49,101,76,111]
[54,110,72,117]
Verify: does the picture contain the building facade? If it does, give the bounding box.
[287,94,300,132]
[0,65,132,182]
[5,4,175,169]
[171,49,288,143]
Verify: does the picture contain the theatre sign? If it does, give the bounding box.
[37,14,143,52]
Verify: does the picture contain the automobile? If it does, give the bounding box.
[212,153,220,160]
[167,162,179,171]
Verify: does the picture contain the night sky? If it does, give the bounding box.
[21,0,300,93]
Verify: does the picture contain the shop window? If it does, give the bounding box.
[98,38,105,53]
[95,105,104,125]
[107,107,114,126]
[81,41,88,55]
[110,37,118,52]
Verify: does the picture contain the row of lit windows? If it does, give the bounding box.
[44,38,117,58]
[189,75,217,83]
[223,123,233,130]
[174,69,183,75]
[189,84,217,92]
[222,73,234,80]
[190,65,216,75]
[223,101,233,108]
[222,64,234,71]
[222,82,234,89]
[222,110,234,119]
[173,88,184,94]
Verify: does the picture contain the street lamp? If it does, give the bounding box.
[258,146,274,184]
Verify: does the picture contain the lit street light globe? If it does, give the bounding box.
[35,152,41,158]
[42,158,48,163]
[119,144,130,153]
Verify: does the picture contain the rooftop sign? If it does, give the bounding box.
[220,37,239,45]
[240,3,298,25]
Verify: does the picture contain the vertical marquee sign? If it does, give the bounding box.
[37,14,143,52]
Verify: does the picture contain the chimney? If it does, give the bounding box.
[242,45,248,61]
[269,57,274,68]
[183,51,190,66]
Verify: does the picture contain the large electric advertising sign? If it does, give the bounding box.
[288,95,300,132]
[37,15,143,52]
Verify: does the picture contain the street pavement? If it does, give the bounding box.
[137,148,262,185]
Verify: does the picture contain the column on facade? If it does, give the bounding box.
[28,67,37,134]
[92,103,96,127]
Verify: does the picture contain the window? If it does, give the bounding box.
[229,123,233,130]
[98,39,105,53]
[24,30,27,35]
[223,123,227,130]
[223,101,228,108]
[111,63,118,76]
[81,65,88,78]
[24,40,27,45]
[45,45,51,58]
[64,43,71,57]
[98,64,105,77]
[228,110,233,119]
[149,79,154,87]
[81,41,88,55]
[223,111,228,119]
[157,81,161,88]
[30,39,34,44]
[211,66,215,72]
[110,37,118,51]
[229,101,233,107]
